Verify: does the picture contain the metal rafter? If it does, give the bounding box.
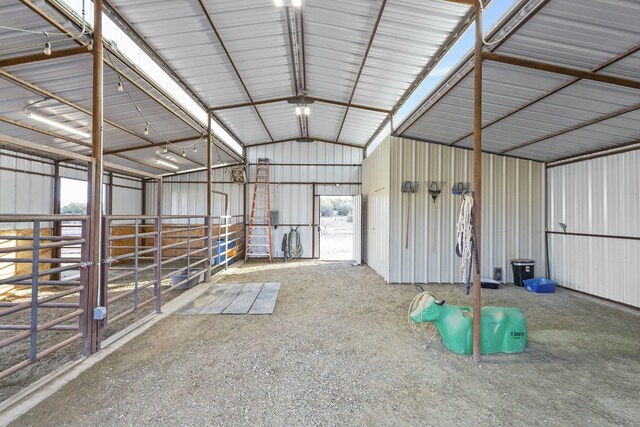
[335,0,387,143]
[209,96,391,114]
[101,0,245,149]
[365,0,538,149]
[0,116,176,174]
[247,136,363,150]
[196,0,274,142]
[0,46,90,68]
[499,103,640,155]
[26,0,242,162]
[448,42,640,147]
[0,69,206,168]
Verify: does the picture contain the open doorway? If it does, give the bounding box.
[319,196,353,260]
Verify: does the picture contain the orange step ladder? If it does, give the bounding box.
[246,158,272,260]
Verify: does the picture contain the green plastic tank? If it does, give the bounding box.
[410,293,527,355]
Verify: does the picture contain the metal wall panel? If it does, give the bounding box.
[363,136,545,284]
[0,149,54,230]
[362,135,391,281]
[147,167,244,219]
[548,150,640,307]
[246,141,363,257]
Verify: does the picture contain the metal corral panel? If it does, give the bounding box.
[364,136,545,284]
[0,149,54,230]
[351,0,468,109]
[548,150,640,307]
[362,135,391,281]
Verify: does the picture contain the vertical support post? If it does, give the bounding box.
[133,218,139,309]
[206,112,213,282]
[79,218,90,353]
[108,172,113,215]
[85,0,104,356]
[98,218,109,347]
[154,179,163,314]
[52,162,62,281]
[472,1,483,366]
[311,182,316,259]
[29,220,40,362]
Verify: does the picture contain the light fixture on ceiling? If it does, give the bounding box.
[143,123,149,135]
[156,159,179,170]
[117,81,124,92]
[288,95,313,116]
[26,111,90,139]
[43,33,51,56]
[296,137,314,143]
[163,146,168,154]
[182,148,187,157]
[193,145,197,153]
[274,0,301,6]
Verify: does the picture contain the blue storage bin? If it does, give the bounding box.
[523,278,557,293]
[214,239,236,265]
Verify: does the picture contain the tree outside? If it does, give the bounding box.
[61,202,87,215]
[319,197,352,217]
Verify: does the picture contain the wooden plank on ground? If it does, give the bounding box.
[199,283,246,314]
[249,282,281,315]
[222,283,263,315]
[176,285,227,315]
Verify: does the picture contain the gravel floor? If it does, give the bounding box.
[11,260,640,426]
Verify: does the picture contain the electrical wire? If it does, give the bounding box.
[0,0,88,55]
[479,0,521,47]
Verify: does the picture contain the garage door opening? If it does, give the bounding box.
[319,196,353,260]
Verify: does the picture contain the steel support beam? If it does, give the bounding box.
[0,46,90,68]
[247,136,363,150]
[209,96,391,115]
[335,0,387,142]
[482,51,640,90]
[205,113,213,282]
[85,0,104,356]
[472,1,482,366]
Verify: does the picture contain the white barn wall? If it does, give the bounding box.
[362,136,391,281]
[363,136,545,284]
[0,149,54,230]
[146,167,244,219]
[548,151,640,307]
[246,141,363,258]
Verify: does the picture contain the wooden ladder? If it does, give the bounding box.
[245,158,272,261]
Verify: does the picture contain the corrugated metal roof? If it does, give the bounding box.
[400,0,640,163]
[106,0,474,147]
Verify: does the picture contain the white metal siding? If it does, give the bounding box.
[246,141,363,258]
[362,137,391,281]
[363,136,545,284]
[0,149,54,230]
[548,151,640,307]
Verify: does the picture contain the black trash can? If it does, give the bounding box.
[511,259,534,287]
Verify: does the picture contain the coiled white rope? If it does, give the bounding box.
[456,193,474,278]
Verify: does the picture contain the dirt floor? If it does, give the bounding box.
[320,216,353,260]
[0,262,192,403]
[10,260,640,426]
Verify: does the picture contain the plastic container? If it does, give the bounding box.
[523,278,557,293]
[214,239,236,265]
[511,259,534,286]
[171,268,204,290]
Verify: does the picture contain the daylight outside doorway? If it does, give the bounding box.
[319,196,353,260]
